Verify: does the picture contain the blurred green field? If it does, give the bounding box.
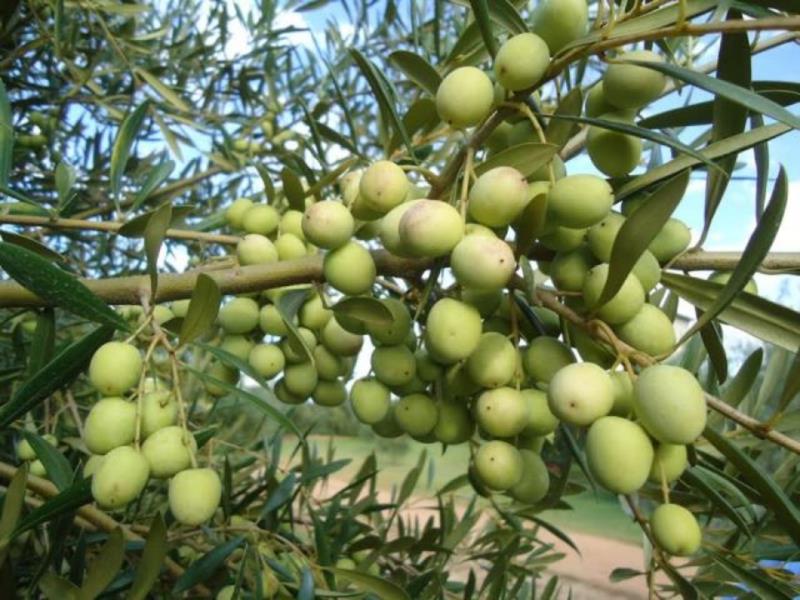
[286,435,642,545]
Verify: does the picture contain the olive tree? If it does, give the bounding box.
[0,0,799,598]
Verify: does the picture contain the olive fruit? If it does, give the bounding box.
[634,365,706,444]
[218,297,259,334]
[237,233,278,266]
[550,246,596,292]
[140,390,178,438]
[436,67,494,129]
[585,416,654,494]
[91,446,150,509]
[614,304,676,357]
[323,241,376,295]
[259,305,289,336]
[649,218,691,263]
[366,298,411,345]
[539,226,587,252]
[649,444,688,484]
[548,363,613,426]
[474,441,523,491]
[603,50,666,110]
[650,504,702,556]
[475,387,529,438]
[399,200,464,258]
[84,398,137,454]
[275,379,305,405]
[424,298,482,364]
[204,362,239,396]
[84,455,104,478]
[242,204,279,236]
[279,210,305,240]
[609,371,635,417]
[583,263,645,324]
[350,378,391,425]
[321,318,363,356]
[468,167,528,228]
[301,201,354,249]
[283,362,319,398]
[359,161,409,215]
[89,342,142,396]
[585,83,617,118]
[494,33,550,92]
[225,198,254,229]
[379,200,421,256]
[509,450,550,504]
[313,380,347,407]
[394,393,439,437]
[532,0,589,54]
[169,468,221,526]
[299,294,332,331]
[450,234,516,291]
[586,113,642,177]
[142,426,197,478]
[522,337,574,384]
[248,344,285,379]
[275,233,307,260]
[587,212,625,262]
[219,335,254,361]
[467,333,518,389]
[433,401,474,444]
[547,175,614,229]
[521,388,560,436]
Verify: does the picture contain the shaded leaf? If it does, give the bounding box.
[545,88,582,149]
[468,0,498,57]
[0,231,63,262]
[0,464,27,566]
[172,537,244,594]
[135,68,190,112]
[281,168,306,212]
[388,51,442,96]
[713,552,796,599]
[127,514,167,600]
[276,289,315,364]
[722,348,763,408]
[39,573,79,600]
[143,202,172,299]
[326,568,411,600]
[0,79,11,188]
[20,431,71,491]
[78,528,124,600]
[131,160,175,211]
[15,477,92,536]
[331,297,394,326]
[110,103,150,198]
[475,142,558,178]
[178,273,220,347]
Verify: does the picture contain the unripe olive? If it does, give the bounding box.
[650,504,702,556]
[283,362,318,398]
[275,379,305,405]
[474,441,523,491]
[550,246,596,292]
[532,0,589,54]
[84,397,136,455]
[433,401,474,444]
[350,378,391,424]
[219,297,259,334]
[205,362,239,396]
[359,161,409,215]
[539,226,587,252]
[89,342,142,396]
[424,298,482,364]
[259,305,289,336]
[169,468,221,526]
[142,426,196,478]
[467,332,517,389]
[509,449,550,504]
[323,241,376,295]
[609,371,635,417]
[632,250,661,293]
[415,350,443,382]
[283,330,317,365]
[298,294,332,331]
[399,200,464,258]
[587,113,642,177]
[614,304,675,357]
[451,235,516,291]
[494,33,550,92]
[461,288,502,318]
[152,305,174,325]
[548,363,614,426]
[237,234,278,266]
[583,263,645,324]
[436,67,494,129]
[371,345,416,387]
[649,443,688,484]
[585,83,617,118]
[171,299,191,319]
[468,167,528,228]
[279,210,305,240]
[547,175,614,229]
[219,335,254,362]
[586,416,654,494]
[366,298,411,345]
[519,389,557,437]
[443,363,481,399]
[30,460,47,478]
[248,344,285,379]
[301,200,354,249]
[708,271,758,295]
[275,233,307,261]
[372,404,404,438]
[17,434,56,462]
[603,50,666,110]
[140,390,178,438]
[379,200,422,256]
[225,198,254,229]
[522,337,574,384]
[242,204,280,236]
[634,365,706,444]
[486,121,514,153]
[313,379,347,407]
[475,387,529,438]
[394,393,438,437]
[84,454,104,478]
[587,212,624,263]
[91,446,150,509]
[649,218,691,263]
[321,318,363,356]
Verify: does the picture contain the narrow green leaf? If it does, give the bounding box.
[616,123,790,200]
[468,0,498,57]
[143,202,172,299]
[20,431,71,491]
[127,514,167,600]
[39,573,79,600]
[697,318,727,384]
[609,568,643,583]
[397,450,427,505]
[722,348,763,408]
[682,468,751,536]
[55,161,76,207]
[172,537,244,594]
[677,168,787,346]
[261,472,296,515]
[0,325,114,429]
[598,170,689,305]
[0,464,27,566]
[78,528,125,600]
[0,231,63,263]
[195,343,274,393]
[545,88,582,149]
[713,553,796,599]
[0,79,12,188]
[297,567,314,600]
[117,205,193,238]
[773,349,800,418]
[388,51,442,97]
[276,289,315,364]
[487,0,528,35]
[326,568,411,600]
[135,68,190,112]
[516,511,580,555]
[475,142,558,178]
[628,59,800,131]
[752,112,769,221]
[131,159,175,211]
[331,297,394,326]
[0,244,126,329]
[178,273,220,346]
[388,98,439,154]
[281,168,306,212]
[110,103,150,198]
[703,427,800,545]
[15,477,92,536]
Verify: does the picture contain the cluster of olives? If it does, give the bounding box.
[74,341,220,526]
